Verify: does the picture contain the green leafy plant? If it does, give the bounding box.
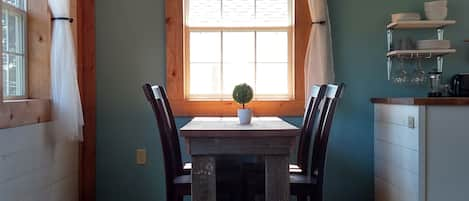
[232,83,254,109]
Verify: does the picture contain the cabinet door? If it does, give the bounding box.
[374,104,425,201]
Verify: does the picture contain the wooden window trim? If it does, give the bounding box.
[0,0,53,128]
[166,0,311,116]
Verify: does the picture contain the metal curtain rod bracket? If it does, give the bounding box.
[312,20,326,24]
[51,17,74,23]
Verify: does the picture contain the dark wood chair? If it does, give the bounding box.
[245,83,344,201]
[243,85,327,175]
[142,84,190,201]
[242,84,327,200]
[292,84,328,174]
[290,83,344,201]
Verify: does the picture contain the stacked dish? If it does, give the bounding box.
[391,13,421,22]
[425,0,448,20]
[416,40,451,50]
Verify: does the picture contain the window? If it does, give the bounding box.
[0,0,52,128]
[2,0,26,99]
[166,0,309,116]
[186,0,293,100]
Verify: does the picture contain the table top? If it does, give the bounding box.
[180,117,300,138]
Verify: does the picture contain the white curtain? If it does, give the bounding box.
[305,0,335,101]
[49,0,84,141]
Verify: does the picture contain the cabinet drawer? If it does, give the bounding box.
[375,104,420,127]
[375,122,419,151]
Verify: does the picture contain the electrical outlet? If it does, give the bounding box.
[136,149,146,165]
[408,116,415,129]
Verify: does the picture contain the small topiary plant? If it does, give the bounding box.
[232,83,254,109]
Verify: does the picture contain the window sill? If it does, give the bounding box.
[170,99,305,117]
[0,99,51,129]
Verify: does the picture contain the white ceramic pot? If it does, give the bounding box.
[237,109,252,125]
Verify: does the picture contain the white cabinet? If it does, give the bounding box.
[374,101,469,201]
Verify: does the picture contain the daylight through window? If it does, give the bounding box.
[2,0,26,98]
[185,0,294,100]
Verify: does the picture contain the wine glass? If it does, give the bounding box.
[392,57,408,84]
[411,58,426,85]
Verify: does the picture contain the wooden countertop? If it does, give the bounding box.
[371,97,469,105]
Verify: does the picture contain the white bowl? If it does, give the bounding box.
[425,6,448,11]
[417,40,451,50]
[425,7,448,20]
[425,0,448,8]
[392,13,421,22]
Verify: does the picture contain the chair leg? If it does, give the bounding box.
[297,193,308,201]
[172,192,183,201]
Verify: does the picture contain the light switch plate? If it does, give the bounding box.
[136,149,146,165]
[408,116,415,129]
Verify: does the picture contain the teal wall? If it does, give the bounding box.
[96,0,469,200]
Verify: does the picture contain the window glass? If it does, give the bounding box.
[2,2,26,97]
[186,0,292,100]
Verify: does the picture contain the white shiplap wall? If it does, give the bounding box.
[0,123,78,201]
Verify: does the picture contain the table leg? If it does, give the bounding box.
[265,155,289,201]
[192,155,216,201]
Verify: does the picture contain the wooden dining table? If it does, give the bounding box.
[180,117,300,201]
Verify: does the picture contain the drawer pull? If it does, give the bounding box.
[408,116,415,129]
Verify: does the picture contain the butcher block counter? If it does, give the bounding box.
[371,97,469,201]
[371,97,469,105]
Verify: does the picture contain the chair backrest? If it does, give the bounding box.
[152,85,184,173]
[142,84,184,189]
[296,85,327,172]
[310,83,344,200]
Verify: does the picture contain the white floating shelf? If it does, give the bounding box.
[387,20,456,29]
[387,49,456,57]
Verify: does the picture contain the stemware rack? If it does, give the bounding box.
[386,20,456,80]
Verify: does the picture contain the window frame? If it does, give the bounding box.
[1,1,28,100]
[0,0,52,128]
[166,0,311,116]
[184,27,294,101]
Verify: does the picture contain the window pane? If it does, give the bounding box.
[222,32,255,94]
[3,53,25,97]
[186,0,291,27]
[187,0,221,27]
[256,0,290,26]
[2,8,25,54]
[2,0,26,10]
[222,0,255,27]
[223,32,254,63]
[255,63,289,95]
[222,63,255,95]
[190,32,221,63]
[189,63,221,96]
[256,32,288,63]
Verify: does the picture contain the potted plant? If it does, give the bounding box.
[232,83,254,125]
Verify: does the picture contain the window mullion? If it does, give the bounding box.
[219,31,224,100]
[253,31,257,100]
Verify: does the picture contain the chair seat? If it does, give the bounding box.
[289,164,300,169]
[183,162,192,170]
[173,175,191,184]
[290,174,317,184]
[289,164,302,173]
